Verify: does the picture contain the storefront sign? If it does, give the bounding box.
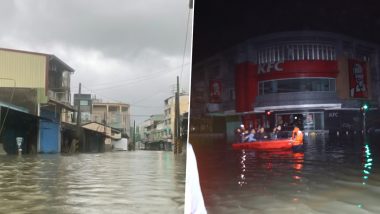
[258,61,284,74]
[328,112,339,118]
[257,60,338,81]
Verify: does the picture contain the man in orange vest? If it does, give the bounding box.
[291,126,304,146]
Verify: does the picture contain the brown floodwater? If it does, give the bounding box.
[0,151,185,214]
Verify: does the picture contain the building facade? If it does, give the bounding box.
[164,93,190,141]
[73,93,93,124]
[191,31,380,138]
[0,48,75,153]
[91,100,131,137]
[141,114,165,142]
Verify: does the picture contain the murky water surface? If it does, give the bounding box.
[191,134,380,214]
[0,151,185,214]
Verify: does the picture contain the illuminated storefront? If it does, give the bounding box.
[190,31,380,137]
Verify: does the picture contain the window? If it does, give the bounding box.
[258,43,336,64]
[109,106,118,112]
[259,78,336,95]
[80,100,88,106]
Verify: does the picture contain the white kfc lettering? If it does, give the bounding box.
[258,61,284,74]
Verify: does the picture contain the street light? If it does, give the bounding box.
[360,104,369,112]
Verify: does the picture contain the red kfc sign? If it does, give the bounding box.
[209,80,222,103]
[348,59,368,98]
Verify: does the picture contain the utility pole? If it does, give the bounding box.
[101,111,106,152]
[174,76,181,154]
[76,83,82,151]
[76,83,81,126]
[133,120,136,151]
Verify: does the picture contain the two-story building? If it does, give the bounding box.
[91,99,131,138]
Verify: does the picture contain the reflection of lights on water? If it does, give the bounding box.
[238,150,247,187]
[292,175,301,180]
[362,144,372,185]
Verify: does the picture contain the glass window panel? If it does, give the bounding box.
[80,100,88,106]
[259,78,335,94]
[315,113,323,130]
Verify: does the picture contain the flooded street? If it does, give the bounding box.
[0,151,185,214]
[191,134,380,214]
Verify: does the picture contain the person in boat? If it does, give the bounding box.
[235,128,242,142]
[256,127,269,140]
[291,126,304,147]
[234,124,246,143]
[242,129,249,142]
[244,129,257,142]
[272,125,287,139]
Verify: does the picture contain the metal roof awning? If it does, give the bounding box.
[0,101,29,113]
[48,99,76,112]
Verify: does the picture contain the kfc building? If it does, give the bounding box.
[190,31,380,137]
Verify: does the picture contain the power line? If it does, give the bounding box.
[79,84,168,108]
[180,6,193,86]
[85,62,190,90]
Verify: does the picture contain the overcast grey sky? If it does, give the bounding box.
[0,0,193,124]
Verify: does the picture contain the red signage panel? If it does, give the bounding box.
[209,80,222,103]
[348,59,368,98]
[258,60,338,81]
[235,62,258,112]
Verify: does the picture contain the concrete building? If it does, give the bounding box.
[91,100,131,137]
[73,93,92,124]
[0,48,75,153]
[81,122,121,152]
[164,93,190,142]
[191,31,380,139]
[141,114,165,142]
[140,114,173,151]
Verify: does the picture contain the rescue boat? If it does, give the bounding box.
[232,138,301,151]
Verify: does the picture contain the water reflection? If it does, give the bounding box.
[0,151,185,214]
[362,138,373,185]
[238,150,246,187]
[191,134,380,213]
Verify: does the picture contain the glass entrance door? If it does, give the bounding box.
[275,111,324,131]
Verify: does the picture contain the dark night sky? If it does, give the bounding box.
[192,0,380,63]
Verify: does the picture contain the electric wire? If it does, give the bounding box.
[180,7,192,86]
[83,63,189,91]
